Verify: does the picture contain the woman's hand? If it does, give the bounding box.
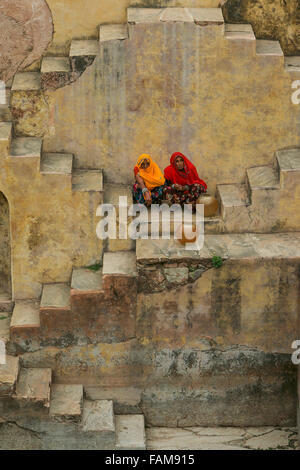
[144,190,152,206]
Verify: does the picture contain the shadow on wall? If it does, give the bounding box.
[0,192,11,300]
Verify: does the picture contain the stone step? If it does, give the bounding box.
[84,386,142,414]
[10,300,40,352]
[247,166,279,190]
[40,284,73,347]
[0,90,12,121]
[10,300,40,331]
[103,183,220,235]
[50,384,83,421]
[127,7,224,26]
[225,24,256,41]
[11,72,41,91]
[136,232,300,264]
[0,313,10,343]
[0,355,19,397]
[70,40,98,57]
[104,182,132,206]
[284,56,300,73]
[10,137,42,158]
[217,184,250,215]
[276,148,300,172]
[275,148,300,189]
[82,399,115,432]
[40,283,70,310]
[99,24,129,42]
[115,415,146,450]
[102,251,137,277]
[72,169,103,192]
[0,122,12,154]
[71,268,103,293]
[15,368,52,406]
[256,40,283,57]
[40,153,73,175]
[41,57,71,74]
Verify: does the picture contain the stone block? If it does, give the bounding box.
[50,384,83,422]
[115,415,146,450]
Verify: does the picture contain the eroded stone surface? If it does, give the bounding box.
[50,384,83,420]
[115,415,146,450]
[0,355,19,396]
[146,427,299,450]
[0,0,53,82]
[82,400,114,432]
[15,368,52,405]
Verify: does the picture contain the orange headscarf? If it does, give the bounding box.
[135,154,165,191]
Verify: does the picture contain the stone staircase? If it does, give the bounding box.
[217,148,300,233]
[0,358,146,450]
[102,146,300,244]
[8,251,137,352]
[12,39,99,92]
[0,120,103,192]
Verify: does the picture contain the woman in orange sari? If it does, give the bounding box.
[132,154,166,206]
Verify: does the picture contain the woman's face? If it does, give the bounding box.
[175,156,184,170]
[140,159,150,170]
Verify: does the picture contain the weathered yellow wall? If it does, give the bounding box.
[137,259,300,354]
[44,0,299,55]
[0,154,102,299]
[45,0,222,53]
[42,21,300,194]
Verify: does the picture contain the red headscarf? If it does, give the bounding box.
[164,152,207,189]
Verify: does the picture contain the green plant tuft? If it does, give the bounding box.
[212,256,223,268]
[86,263,102,272]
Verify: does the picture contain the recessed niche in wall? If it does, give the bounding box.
[0,192,11,302]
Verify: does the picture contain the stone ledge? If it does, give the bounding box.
[99,24,129,42]
[225,24,256,41]
[50,384,83,421]
[284,57,300,73]
[136,232,300,263]
[10,137,42,158]
[12,72,41,91]
[115,415,146,450]
[15,368,52,406]
[128,8,224,25]
[70,40,98,57]
[276,148,300,171]
[217,184,250,208]
[256,40,283,56]
[11,300,40,329]
[40,284,70,309]
[71,268,103,292]
[103,251,137,276]
[72,170,103,192]
[246,166,279,190]
[41,57,71,74]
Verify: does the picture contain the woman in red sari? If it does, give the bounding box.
[164,152,207,208]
